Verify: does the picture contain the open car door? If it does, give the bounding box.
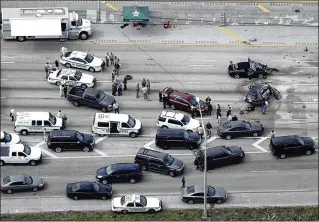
[271,87,281,100]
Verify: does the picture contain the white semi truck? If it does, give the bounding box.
[1,7,92,42]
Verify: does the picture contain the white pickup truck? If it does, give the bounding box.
[0,144,42,166]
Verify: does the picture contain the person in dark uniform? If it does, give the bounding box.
[63,84,68,98]
[159,91,162,102]
[231,115,238,121]
[182,177,186,188]
[191,106,196,119]
[162,94,168,109]
[123,77,127,91]
[207,103,212,116]
[216,104,222,119]
[112,83,117,96]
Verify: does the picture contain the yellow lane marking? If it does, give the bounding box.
[218,27,246,43]
[256,4,271,13]
[105,2,119,11]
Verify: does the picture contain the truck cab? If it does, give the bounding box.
[0,144,42,166]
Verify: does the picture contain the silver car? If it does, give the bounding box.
[1,175,44,194]
[181,185,227,204]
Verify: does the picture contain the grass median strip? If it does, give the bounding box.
[1,206,318,221]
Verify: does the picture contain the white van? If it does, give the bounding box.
[92,113,142,138]
[14,112,67,136]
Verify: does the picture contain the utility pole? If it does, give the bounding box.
[97,0,100,22]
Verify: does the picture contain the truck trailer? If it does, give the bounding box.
[1,7,92,42]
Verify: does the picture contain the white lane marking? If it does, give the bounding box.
[33,141,46,148]
[93,137,108,156]
[294,61,319,63]
[1,62,15,64]
[1,115,4,117]
[1,79,8,81]
[201,136,217,148]
[296,67,318,69]
[40,148,59,159]
[1,97,7,99]
[293,84,318,86]
[293,101,318,104]
[252,137,269,153]
[187,65,214,67]
[191,60,216,62]
[40,176,61,179]
[250,170,278,173]
[96,81,112,83]
[144,139,155,149]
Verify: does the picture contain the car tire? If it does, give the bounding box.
[0,160,5,166]
[98,134,106,137]
[234,74,240,79]
[101,196,108,200]
[188,145,195,150]
[168,171,175,177]
[258,74,264,79]
[187,199,194,204]
[226,135,232,140]
[252,132,258,137]
[29,160,37,166]
[73,101,80,107]
[148,209,155,213]
[56,82,62,86]
[55,147,63,153]
[33,187,38,192]
[171,104,176,110]
[82,147,90,152]
[16,36,26,42]
[161,126,168,129]
[163,144,169,150]
[81,84,88,89]
[121,210,128,214]
[129,178,136,184]
[73,196,79,200]
[141,165,148,171]
[279,153,286,159]
[305,150,312,155]
[129,132,136,138]
[89,67,95,73]
[102,180,108,184]
[65,63,71,68]
[20,130,28,136]
[216,199,223,204]
[79,32,89,40]
[101,107,107,113]
[7,189,13,194]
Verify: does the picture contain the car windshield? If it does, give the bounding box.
[49,113,57,125]
[23,144,31,155]
[164,155,175,166]
[128,116,136,127]
[72,183,81,192]
[24,175,33,185]
[76,132,84,141]
[181,115,190,125]
[186,186,195,194]
[2,131,12,143]
[225,147,232,155]
[84,54,94,63]
[74,71,82,81]
[244,123,251,129]
[208,186,215,196]
[56,70,62,77]
[105,165,113,175]
[189,97,198,106]
[92,183,100,192]
[140,196,147,206]
[165,87,174,94]
[3,176,11,185]
[183,131,189,140]
[96,91,106,101]
[297,137,305,145]
[120,196,126,206]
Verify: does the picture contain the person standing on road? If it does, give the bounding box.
[10,107,15,122]
[45,63,50,79]
[142,86,148,100]
[105,53,110,67]
[205,96,211,104]
[142,78,146,88]
[63,84,68,98]
[231,114,238,121]
[60,84,64,97]
[226,104,232,117]
[191,105,196,119]
[57,110,62,118]
[216,104,222,119]
[162,94,168,109]
[112,83,117,96]
[117,82,123,96]
[123,77,127,91]
[207,102,212,116]
[270,130,275,138]
[136,83,140,98]
[262,101,268,115]
[113,101,120,114]
[206,122,212,138]
[109,52,114,66]
[182,177,186,188]
[198,124,204,139]
[146,79,151,95]
[54,60,59,68]
[159,91,163,102]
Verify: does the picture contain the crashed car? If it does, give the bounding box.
[48,69,96,88]
[228,58,278,79]
[160,87,208,116]
[245,83,281,106]
[60,47,105,72]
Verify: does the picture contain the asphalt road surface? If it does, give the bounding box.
[1,25,318,213]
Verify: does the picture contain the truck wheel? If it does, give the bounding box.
[29,160,37,166]
[89,67,95,72]
[129,132,136,138]
[101,107,107,113]
[73,101,80,107]
[65,63,71,68]
[20,130,28,136]
[79,32,89,40]
[0,160,5,166]
[16,36,26,42]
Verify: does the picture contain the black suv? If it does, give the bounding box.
[270,135,316,159]
[134,148,184,177]
[46,130,95,153]
[193,146,245,170]
[96,163,142,184]
[155,129,201,150]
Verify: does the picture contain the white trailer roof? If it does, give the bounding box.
[10,18,62,36]
[1,7,69,19]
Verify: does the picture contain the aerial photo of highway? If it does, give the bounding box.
[0,0,318,221]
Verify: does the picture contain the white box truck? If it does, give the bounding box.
[1,7,92,42]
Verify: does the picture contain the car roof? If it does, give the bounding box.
[58,69,79,76]
[170,90,194,100]
[271,135,300,145]
[9,175,25,183]
[49,130,76,137]
[69,51,88,59]
[111,163,138,171]
[156,128,185,136]
[160,111,184,121]
[16,112,51,120]
[206,146,227,156]
[95,113,129,123]
[222,120,246,128]
[137,148,168,160]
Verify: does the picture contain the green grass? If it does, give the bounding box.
[1,206,318,221]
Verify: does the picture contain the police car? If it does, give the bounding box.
[112,194,162,214]
[48,68,96,88]
[60,47,105,72]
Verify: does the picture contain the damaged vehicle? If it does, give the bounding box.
[245,83,281,106]
[228,58,278,79]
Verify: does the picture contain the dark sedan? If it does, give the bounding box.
[181,185,227,204]
[245,83,281,106]
[217,120,264,140]
[66,181,112,200]
[1,175,44,194]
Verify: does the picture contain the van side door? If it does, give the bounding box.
[43,120,52,132]
[97,122,110,135]
[120,122,131,135]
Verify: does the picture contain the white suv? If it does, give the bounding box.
[156,111,200,132]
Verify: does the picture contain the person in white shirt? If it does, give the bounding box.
[10,107,15,122]
[60,84,64,97]
[198,124,204,139]
[113,102,119,114]
[57,110,62,118]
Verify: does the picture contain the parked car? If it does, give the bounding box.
[181,185,227,204]
[66,181,112,200]
[245,83,281,106]
[112,194,162,213]
[1,175,44,194]
[228,58,278,79]
[48,68,96,88]
[0,144,42,166]
[193,146,245,170]
[270,135,316,159]
[96,163,142,184]
[217,119,264,140]
[155,128,201,150]
[46,130,95,153]
[134,148,184,177]
[156,111,200,132]
[67,87,115,112]
[160,87,208,116]
[1,131,21,145]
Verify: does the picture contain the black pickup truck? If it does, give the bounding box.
[67,87,115,112]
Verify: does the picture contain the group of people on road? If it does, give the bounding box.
[136,78,151,99]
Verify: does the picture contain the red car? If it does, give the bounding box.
[160,87,208,116]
